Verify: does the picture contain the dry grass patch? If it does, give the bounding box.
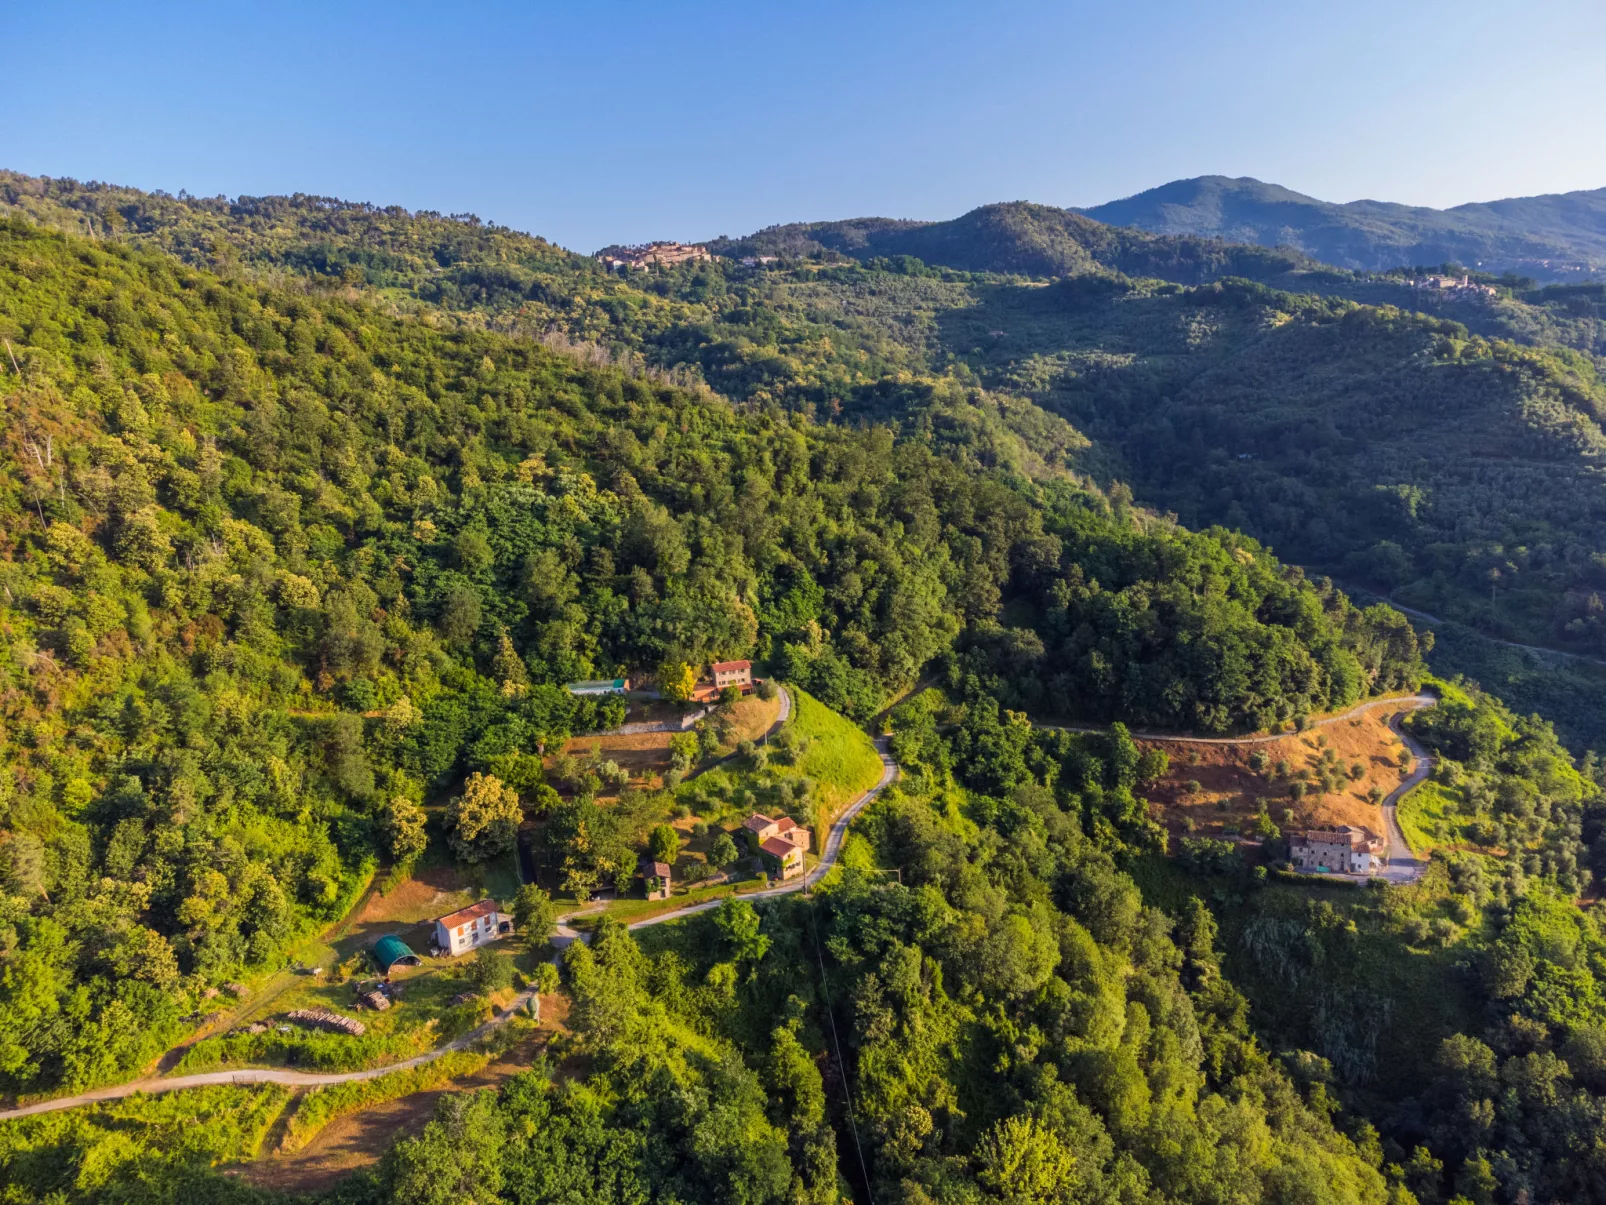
[1144,704,1416,839]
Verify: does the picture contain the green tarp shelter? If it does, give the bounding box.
[373,934,422,972]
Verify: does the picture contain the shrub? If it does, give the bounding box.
[709,832,739,869]
[467,947,514,994]
[1136,747,1169,783]
[512,884,555,945]
[647,823,680,864]
[378,796,428,863]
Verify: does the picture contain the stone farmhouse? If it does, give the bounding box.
[433,898,513,957]
[1289,826,1386,875]
[643,858,672,901]
[712,660,753,690]
[743,812,810,880]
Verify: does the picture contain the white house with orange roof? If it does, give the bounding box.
[712,660,753,690]
[433,898,512,957]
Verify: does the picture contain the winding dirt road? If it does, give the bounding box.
[1038,692,1437,745]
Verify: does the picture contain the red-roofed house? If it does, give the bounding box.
[744,812,810,878]
[743,813,779,843]
[433,899,512,957]
[773,815,812,853]
[711,660,753,690]
[759,835,804,880]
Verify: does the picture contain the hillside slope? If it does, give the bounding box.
[711,200,1324,283]
[0,215,1429,1098]
[9,169,1606,729]
[1082,174,1606,275]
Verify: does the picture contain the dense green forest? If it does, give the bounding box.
[3,171,1606,1205]
[0,216,1424,1100]
[9,169,1603,700]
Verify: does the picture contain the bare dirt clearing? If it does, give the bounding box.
[1143,703,1415,839]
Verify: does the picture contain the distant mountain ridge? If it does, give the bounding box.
[1080,175,1606,276]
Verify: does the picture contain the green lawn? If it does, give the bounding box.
[1398,780,1465,854]
[786,687,886,815]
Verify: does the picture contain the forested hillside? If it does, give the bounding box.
[706,201,1327,284]
[0,216,1423,1100]
[3,170,1606,1205]
[9,171,1606,742]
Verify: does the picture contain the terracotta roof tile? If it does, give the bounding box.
[436,898,501,927]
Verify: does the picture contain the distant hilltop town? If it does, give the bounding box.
[1402,272,1499,300]
[596,243,780,272]
[598,242,711,271]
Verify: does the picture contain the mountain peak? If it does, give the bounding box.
[1082,176,1606,273]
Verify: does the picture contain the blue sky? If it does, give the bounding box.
[8,0,1605,252]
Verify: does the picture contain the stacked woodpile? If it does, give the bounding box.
[287,1007,366,1036]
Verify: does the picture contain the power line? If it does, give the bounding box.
[804,886,875,1205]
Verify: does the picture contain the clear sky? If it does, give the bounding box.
[8,0,1605,252]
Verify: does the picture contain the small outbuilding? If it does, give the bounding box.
[566,678,630,696]
[643,859,672,901]
[373,934,423,973]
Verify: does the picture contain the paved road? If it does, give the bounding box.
[1375,708,1434,884]
[0,686,892,1123]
